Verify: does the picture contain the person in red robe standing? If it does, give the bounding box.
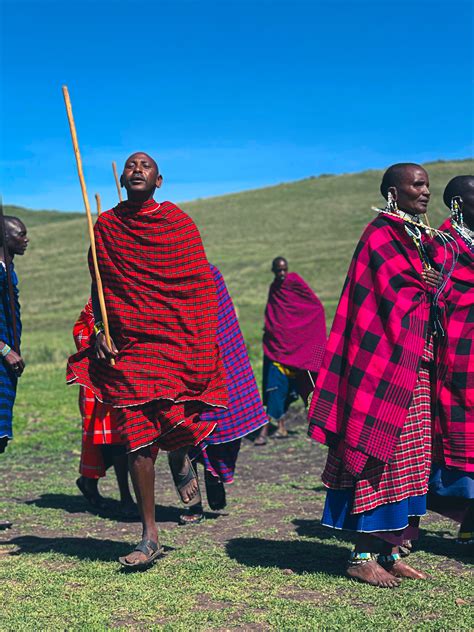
[254,258,326,445]
[67,152,227,569]
[428,175,474,548]
[308,163,447,587]
[73,298,137,517]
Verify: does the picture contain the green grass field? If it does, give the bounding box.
[0,159,473,630]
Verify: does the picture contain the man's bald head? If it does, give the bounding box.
[2,216,28,256]
[120,152,163,202]
[124,152,159,174]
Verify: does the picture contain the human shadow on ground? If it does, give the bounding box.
[292,518,356,545]
[226,537,348,575]
[24,494,221,524]
[417,530,473,564]
[0,534,175,562]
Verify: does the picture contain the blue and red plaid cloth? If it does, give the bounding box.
[191,265,267,482]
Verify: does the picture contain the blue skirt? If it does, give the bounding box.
[262,355,298,420]
[429,465,474,500]
[322,487,427,533]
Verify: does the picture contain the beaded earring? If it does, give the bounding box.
[387,191,399,213]
[451,196,463,226]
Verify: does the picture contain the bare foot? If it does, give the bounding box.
[386,560,429,580]
[254,435,268,446]
[168,451,200,504]
[347,560,401,588]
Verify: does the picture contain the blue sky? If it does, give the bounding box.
[0,0,472,211]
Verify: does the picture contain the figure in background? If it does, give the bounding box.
[67,152,227,569]
[308,164,445,587]
[255,257,326,446]
[177,264,268,524]
[428,175,474,548]
[0,216,28,530]
[0,217,28,453]
[73,298,136,517]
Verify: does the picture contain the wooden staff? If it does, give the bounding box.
[112,161,123,202]
[62,86,115,365]
[0,198,19,353]
[95,193,102,216]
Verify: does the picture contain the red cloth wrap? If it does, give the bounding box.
[73,299,123,478]
[263,272,327,371]
[308,214,443,476]
[432,219,474,472]
[67,199,227,421]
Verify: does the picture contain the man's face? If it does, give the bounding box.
[272,259,288,282]
[391,166,430,216]
[7,221,28,256]
[121,153,162,195]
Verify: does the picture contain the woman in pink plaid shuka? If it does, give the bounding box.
[308,163,448,588]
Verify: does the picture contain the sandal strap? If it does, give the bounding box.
[348,551,376,566]
[134,539,159,556]
[169,455,197,491]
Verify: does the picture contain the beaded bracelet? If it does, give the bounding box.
[1,344,12,357]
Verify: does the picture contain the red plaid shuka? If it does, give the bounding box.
[432,219,474,472]
[67,199,228,452]
[73,299,123,478]
[308,214,442,476]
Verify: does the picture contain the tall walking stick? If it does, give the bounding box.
[112,161,123,202]
[62,86,115,365]
[0,198,19,353]
[95,193,102,216]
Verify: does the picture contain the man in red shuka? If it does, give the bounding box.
[67,152,227,569]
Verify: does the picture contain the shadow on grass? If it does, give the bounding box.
[418,530,474,564]
[0,534,175,563]
[24,494,221,524]
[226,537,348,575]
[292,518,356,545]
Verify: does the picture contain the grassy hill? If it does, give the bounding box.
[10,158,473,368]
[1,159,473,630]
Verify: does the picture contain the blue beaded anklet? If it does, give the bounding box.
[348,551,375,566]
[378,553,401,565]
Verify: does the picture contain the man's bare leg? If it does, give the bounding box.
[122,446,158,564]
[168,446,199,503]
[254,422,269,445]
[113,454,136,513]
[275,417,288,438]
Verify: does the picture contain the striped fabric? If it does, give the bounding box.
[190,265,267,481]
[308,214,443,475]
[0,262,21,444]
[199,265,267,443]
[67,199,228,452]
[322,347,433,514]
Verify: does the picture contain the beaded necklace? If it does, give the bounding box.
[451,219,474,253]
[371,207,435,270]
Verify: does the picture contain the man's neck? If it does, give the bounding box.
[126,191,156,205]
[0,247,12,263]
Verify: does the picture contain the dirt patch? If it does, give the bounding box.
[278,588,327,604]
